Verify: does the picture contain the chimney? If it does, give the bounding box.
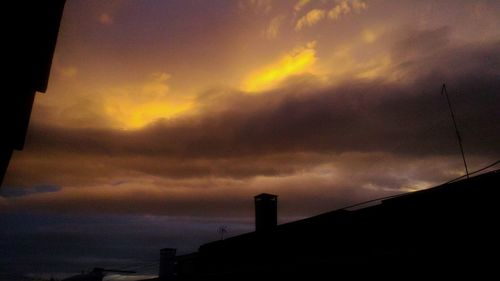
[159,248,176,280]
[254,193,278,232]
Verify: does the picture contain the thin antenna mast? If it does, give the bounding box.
[218,225,227,240]
[441,84,469,178]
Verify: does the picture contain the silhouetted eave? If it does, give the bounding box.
[1,1,66,185]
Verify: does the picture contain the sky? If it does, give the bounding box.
[1,0,500,278]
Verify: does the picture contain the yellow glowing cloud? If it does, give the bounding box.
[104,99,192,130]
[295,9,326,30]
[242,41,317,93]
[103,73,193,129]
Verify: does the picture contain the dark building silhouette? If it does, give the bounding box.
[1,1,66,185]
[254,193,278,232]
[159,248,177,280]
[149,169,499,280]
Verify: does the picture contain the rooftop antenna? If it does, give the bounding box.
[218,225,228,240]
[441,83,469,179]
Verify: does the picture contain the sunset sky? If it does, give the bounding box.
[1,0,499,277]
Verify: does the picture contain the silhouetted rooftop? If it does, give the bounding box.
[171,169,499,279]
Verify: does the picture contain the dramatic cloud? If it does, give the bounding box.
[101,72,192,129]
[242,41,317,92]
[22,33,500,159]
[3,27,499,221]
[34,72,193,129]
[1,153,425,217]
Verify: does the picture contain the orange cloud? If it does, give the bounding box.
[265,15,286,39]
[328,0,367,20]
[295,1,367,30]
[102,73,193,129]
[295,9,326,30]
[242,41,318,92]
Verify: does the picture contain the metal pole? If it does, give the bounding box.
[441,84,469,178]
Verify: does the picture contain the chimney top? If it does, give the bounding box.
[254,193,278,200]
[254,193,278,232]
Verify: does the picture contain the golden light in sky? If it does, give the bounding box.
[242,41,318,93]
[32,0,384,130]
[104,98,193,130]
[2,1,500,275]
[102,73,193,129]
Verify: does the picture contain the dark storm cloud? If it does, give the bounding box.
[2,167,401,218]
[392,26,500,79]
[26,34,500,161]
[392,26,453,63]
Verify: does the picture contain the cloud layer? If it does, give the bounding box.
[3,27,499,220]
